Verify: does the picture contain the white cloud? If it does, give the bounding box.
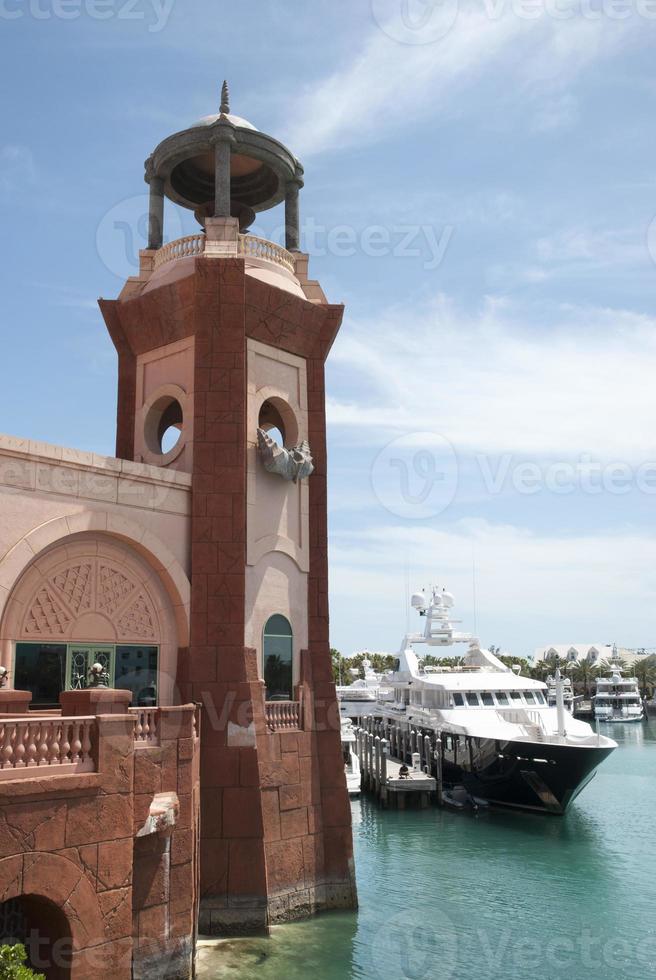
[328,294,656,459]
[286,7,635,156]
[329,518,656,654]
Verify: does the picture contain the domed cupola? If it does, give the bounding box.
[144,81,304,248]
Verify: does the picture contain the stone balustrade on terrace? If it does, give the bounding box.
[152,232,296,275]
[0,702,201,780]
[265,699,302,732]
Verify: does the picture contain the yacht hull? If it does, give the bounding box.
[441,734,615,814]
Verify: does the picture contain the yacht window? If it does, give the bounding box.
[535,692,546,705]
[510,691,522,702]
[466,692,480,706]
[496,692,509,706]
[481,692,494,706]
[524,692,536,704]
[453,693,464,706]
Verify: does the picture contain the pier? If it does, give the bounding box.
[355,716,438,808]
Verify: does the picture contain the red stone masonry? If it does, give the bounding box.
[100,254,356,934]
[0,699,200,980]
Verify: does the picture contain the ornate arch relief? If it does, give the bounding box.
[18,548,161,644]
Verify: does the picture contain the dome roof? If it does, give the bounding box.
[193,112,257,132]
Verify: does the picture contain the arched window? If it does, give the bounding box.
[263,614,293,701]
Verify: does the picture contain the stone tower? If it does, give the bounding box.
[99,83,356,933]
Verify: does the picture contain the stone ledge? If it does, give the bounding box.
[0,771,103,801]
[0,433,192,487]
[0,432,191,515]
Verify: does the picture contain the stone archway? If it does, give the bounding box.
[0,894,72,979]
[0,852,110,979]
[0,527,188,706]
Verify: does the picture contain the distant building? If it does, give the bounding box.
[533,645,652,667]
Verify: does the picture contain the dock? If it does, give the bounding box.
[355,717,438,808]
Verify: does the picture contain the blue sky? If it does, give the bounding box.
[1,0,656,657]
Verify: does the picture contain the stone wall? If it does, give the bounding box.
[0,700,200,980]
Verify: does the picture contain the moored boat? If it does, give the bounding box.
[593,656,644,723]
[377,586,617,814]
[341,717,361,796]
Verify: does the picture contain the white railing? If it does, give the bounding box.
[153,233,206,269]
[238,234,296,274]
[265,701,302,732]
[130,707,160,746]
[0,717,95,779]
[151,232,297,277]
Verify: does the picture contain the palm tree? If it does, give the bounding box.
[632,656,656,698]
[573,658,599,697]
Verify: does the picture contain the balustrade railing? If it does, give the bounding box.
[238,234,296,274]
[0,717,95,779]
[152,232,296,276]
[130,707,160,746]
[265,700,302,732]
[153,233,206,269]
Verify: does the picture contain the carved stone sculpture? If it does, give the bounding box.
[257,428,314,482]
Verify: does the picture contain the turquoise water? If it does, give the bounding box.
[198,722,656,979]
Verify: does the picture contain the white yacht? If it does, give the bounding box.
[340,717,361,795]
[546,674,574,712]
[377,586,617,814]
[593,658,644,723]
[337,658,392,720]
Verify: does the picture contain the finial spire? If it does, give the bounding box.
[220,80,230,115]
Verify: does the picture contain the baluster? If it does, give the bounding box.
[49,722,61,766]
[61,722,71,763]
[70,722,82,764]
[37,722,50,766]
[134,711,143,743]
[143,711,151,743]
[1,722,14,769]
[81,721,92,764]
[14,721,30,769]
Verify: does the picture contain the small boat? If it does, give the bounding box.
[337,657,393,720]
[593,655,644,723]
[341,717,361,796]
[442,785,490,811]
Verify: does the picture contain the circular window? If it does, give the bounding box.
[142,387,187,463]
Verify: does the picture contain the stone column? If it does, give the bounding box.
[285,180,301,251]
[147,175,165,250]
[214,132,233,218]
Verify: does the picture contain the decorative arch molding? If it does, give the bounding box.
[0,851,105,952]
[0,512,190,647]
[0,514,190,704]
[14,550,161,644]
